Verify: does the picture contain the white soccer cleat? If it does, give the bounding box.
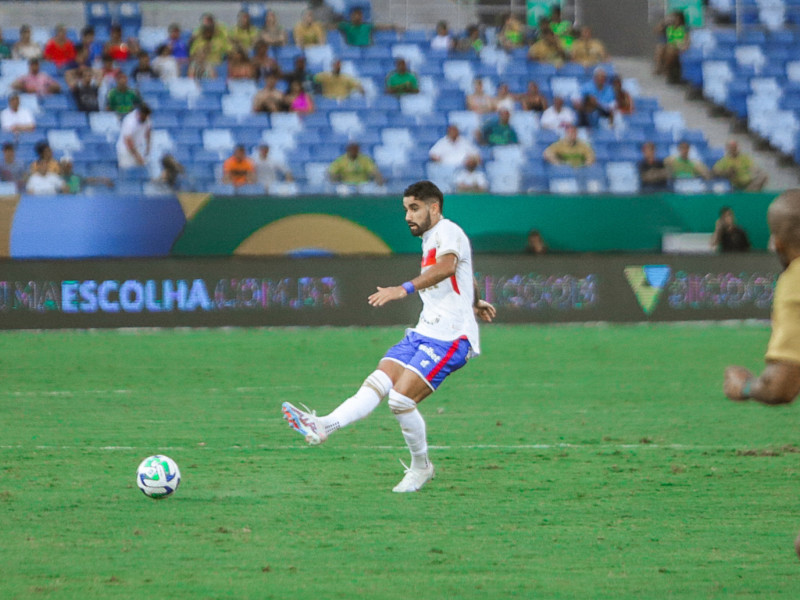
[281,402,328,445]
[392,460,435,493]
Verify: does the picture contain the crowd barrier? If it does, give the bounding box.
[0,191,777,258]
[0,253,778,329]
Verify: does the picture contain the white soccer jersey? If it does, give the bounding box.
[413,218,480,355]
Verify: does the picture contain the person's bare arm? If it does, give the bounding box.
[473,277,495,322]
[368,253,456,307]
[724,361,800,405]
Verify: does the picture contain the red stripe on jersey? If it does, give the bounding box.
[450,274,460,294]
[426,336,467,382]
[421,248,437,267]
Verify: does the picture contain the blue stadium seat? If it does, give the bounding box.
[59,112,89,129]
[116,2,143,30]
[85,2,113,29]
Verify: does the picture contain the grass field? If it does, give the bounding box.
[1,323,799,599]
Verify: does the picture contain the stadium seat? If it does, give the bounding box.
[673,178,708,194]
[448,111,481,138]
[330,111,364,138]
[549,177,580,194]
[116,2,143,30]
[202,129,235,156]
[486,161,520,194]
[85,2,113,29]
[606,162,640,194]
[221,95,253,119]
[400,94,434,116]
[89,112,121,139]
[48,130,83,154]
[270,113,303,133]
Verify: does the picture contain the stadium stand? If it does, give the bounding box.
[0,1,741,196]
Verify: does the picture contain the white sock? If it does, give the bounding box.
[388,389,429,470]
[321,370,393,435]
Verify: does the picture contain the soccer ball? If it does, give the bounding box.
[136,455,181,499]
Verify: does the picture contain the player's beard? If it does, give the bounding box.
[407,214,431,237]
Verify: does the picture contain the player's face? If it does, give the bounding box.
[403,196,433,237]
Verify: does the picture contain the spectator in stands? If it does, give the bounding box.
[294,9,327,49]
[0,143,26,191]
[104,24,131,62]
[576,67,615,115]
[655,10,689,84]
[187,43,217,80]
[0,30,11,59]
[525,229,548,254]
[611,75,634,116]
[223,145,257,188]
[569,26,607,67]
[543,124,595,167]
[454,24,484,55]
[167,23,190,63]
[429,125,480,167]
[639,141,670,191]
[153,154,185,190]
[287,79,315,115]
[252,144,294,193]
[476,108,519,146]
[518,81,548,113]
[261,10,288,48]
[12,58,61,95]
[26,157,67,195]
[494,82,517,113]
[98,54,120,87]
[665,140,710,180]
[252,74,288,113]
[63,45,93,88]
[190,14,230,70]
[712,139,768,192]
[549,5,574,50]
[131,51,158,83]
[328,142,384,185]
[498,13,526,52]
[540,95,576,133]
[252,41,282,80]
[43,25,76,70]
[13,25,42,61]
[106,72,141,117]
[576,94,608,129]
[711,207,751,253]
[30,141,60,175]
[59,157,112,193]
[70,67,100,112]
[116,103,152,170]
[314,59,364,100]
[338,7,397,47]
[430,21,454,52]
[0,94,36,134]
[527,27,567,67]
[230,10,260,52]
[466,78,496,115]
[153,44,180,82]
[283,56,313,92]
[454,156,489,193]
[80,26,103,64]
[385,58,419,96]
[227,47,257,81]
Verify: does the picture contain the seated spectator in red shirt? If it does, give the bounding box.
[43,25,76,69]
[12,58,61,95]
[104,24,131,62]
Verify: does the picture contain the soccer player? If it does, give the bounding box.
[282,180,496,493]
[722,189,800,558]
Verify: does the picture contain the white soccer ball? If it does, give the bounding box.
[136,455,181,499]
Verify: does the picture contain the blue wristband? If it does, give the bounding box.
[401,281,416,295]
[742,379,753,398]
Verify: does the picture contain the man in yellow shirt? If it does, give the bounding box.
[313,59,364,99]
[723,189,800,556]
[328,143,384,185]
[528,27,568,67]
[293,10,327,48]
[570,26,608,67]
[543,125,595,167]
[712,139,768,191]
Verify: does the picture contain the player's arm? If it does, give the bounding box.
[368,253,457,307]
[724,361,800,405]
[473,277,496,322]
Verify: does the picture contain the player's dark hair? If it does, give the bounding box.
[404,181,444,211]
[719,205,732,216]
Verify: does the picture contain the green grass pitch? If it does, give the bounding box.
[1,323,798,599]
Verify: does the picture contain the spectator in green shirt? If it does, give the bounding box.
[476,109,519,146]
[385,58,419,96]
[328,142,384,185]
[0,30,11,59]
[665,140,710,180]
[337,7,397,47]
[106,72,141,116]
[712,139,768,191]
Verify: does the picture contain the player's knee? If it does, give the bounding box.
[388,389,416,414]
[364,369,393,399]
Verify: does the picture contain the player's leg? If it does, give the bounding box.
[389,335,471,493]
[281,333,413,445]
